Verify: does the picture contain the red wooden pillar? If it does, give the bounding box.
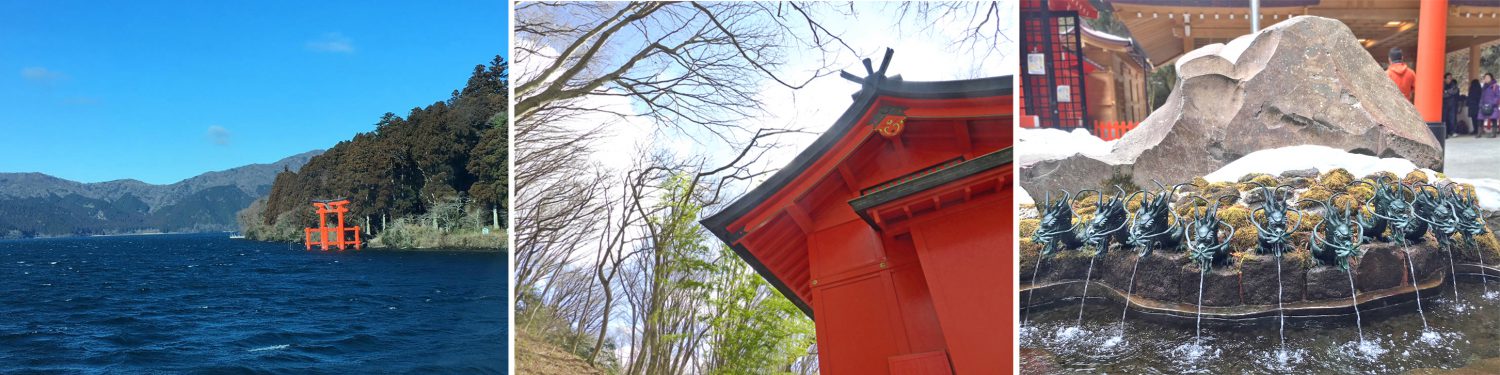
[1415,0,1448,154]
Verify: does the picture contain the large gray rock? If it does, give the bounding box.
[1022,16,1440,199]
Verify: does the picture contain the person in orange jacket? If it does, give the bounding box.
[1387,47,1416,103]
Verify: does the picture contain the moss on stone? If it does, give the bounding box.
[1203,182,1240,205]
[1347,184,1375,203]
[1019,238,1041,269]
[1099,173,1140,195]
[1403,170,1429,185]
[1298,186,1333,209]
[1284,248,1315,268]
[1020,218,1040,238]
[1364,171,1399,183]
[1071,191,1102,215]
[1243,174,1280,191]
[1190,177,1210,189]
[1215,206,1258,250]
[1320,168,1355,190]
[1476,232,1500,259]
[1332,194,1361,213]
[1126,192,1146,212]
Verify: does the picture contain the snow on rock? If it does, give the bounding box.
[1452,178,1500,212]
[1202,145,1500,211]
[1017,127,1115,163]
[1203,145,1433,182]
[1018,186,1033,205]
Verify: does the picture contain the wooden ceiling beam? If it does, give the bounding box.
[1447,27,1500,37]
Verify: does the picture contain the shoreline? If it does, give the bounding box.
[1,231,225,241]
[4,232,506,252]
[241,237,506,253]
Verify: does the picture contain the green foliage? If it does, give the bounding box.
[1148,64,1178,111]
[243,56,509,243]
[705,245,816,374]
[373,195,505,249]
[643,175,814,373]
[467,113,510,220]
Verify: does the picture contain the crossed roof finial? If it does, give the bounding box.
[840,48,900,87]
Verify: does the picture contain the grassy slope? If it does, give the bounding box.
[516,330,607,375]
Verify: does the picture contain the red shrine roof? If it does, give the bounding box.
[701,59,1012,317]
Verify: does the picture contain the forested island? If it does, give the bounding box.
[237,57,509,251]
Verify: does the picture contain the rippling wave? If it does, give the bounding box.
[0,233,507,373]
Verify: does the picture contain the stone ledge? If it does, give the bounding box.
[1021,270,1446,325]
[1019,242,1476,328]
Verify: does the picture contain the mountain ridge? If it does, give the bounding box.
[0,150,321,208]
[0,150,323,238]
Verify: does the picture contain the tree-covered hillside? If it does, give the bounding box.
[240,56,508,244]
[0,150,320,238]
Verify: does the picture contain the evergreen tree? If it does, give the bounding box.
[242,56,510,240]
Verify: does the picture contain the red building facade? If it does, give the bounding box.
[703,67,1012,374]
[1020,0,1099,130]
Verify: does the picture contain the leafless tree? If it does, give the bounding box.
[514,2,854,146]
[893,1,1009,72]
[512,2,1009,373]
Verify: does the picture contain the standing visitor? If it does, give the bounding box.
[1444,73,1459,134]
[1470,79,1485,136]
[1481,73,1500,138]
[1386,48,1416,103]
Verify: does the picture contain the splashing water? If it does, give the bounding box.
[1194,269,1206,344]
[1076,255,1098,326]
[1416,329,1449,347]
[1169,335,1220,373]
[1276,257,1286,355]
[1117,255,1143,335]
[1445,243,1463,307]
[1338,336,1388,361]
[1479,247,1492,297]
[1022,257,1044,328]
[1346,270,1366,344]
[1257,345,1306,371]
[1401,245,1431,331]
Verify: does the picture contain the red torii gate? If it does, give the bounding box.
[305,198,362,251]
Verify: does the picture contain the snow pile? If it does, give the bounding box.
[1452,178,1500,212]
[1204,145,1434,182]
[1017,127,1115,162]
[1202,145,1500,211]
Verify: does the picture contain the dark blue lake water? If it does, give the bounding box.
[0,233,507,373]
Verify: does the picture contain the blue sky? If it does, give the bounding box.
[0,1,507,184]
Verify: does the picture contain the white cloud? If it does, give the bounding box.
[305,32,355,53]
[20,67,66,83]
[206,125,232,146]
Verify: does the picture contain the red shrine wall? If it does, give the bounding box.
[807,164,1011,372]
[808,185,1011,374]
[721,94,1012,374]
[908,189,1011,374]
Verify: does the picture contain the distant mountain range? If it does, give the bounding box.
[0,150,322,238]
